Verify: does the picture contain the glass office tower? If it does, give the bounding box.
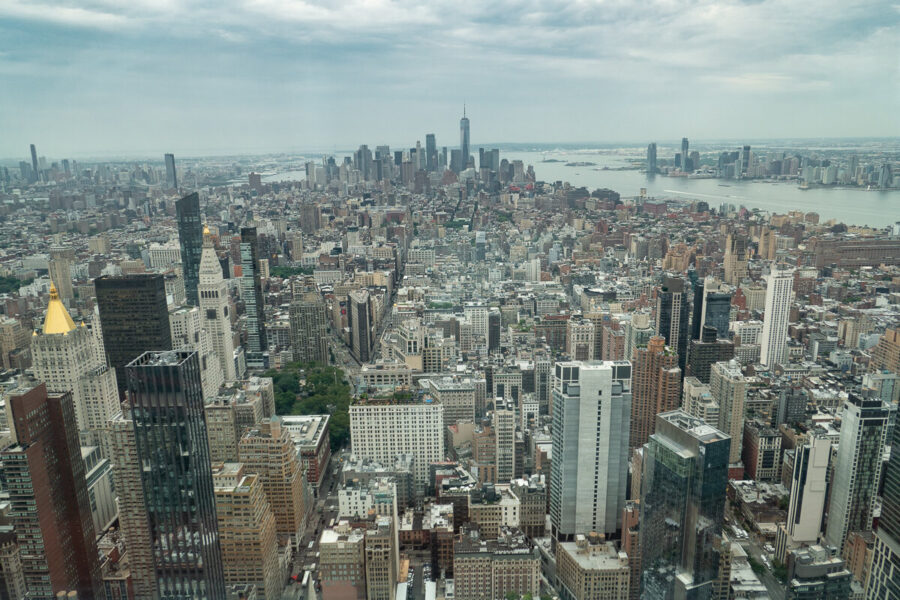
[126,350,225,599]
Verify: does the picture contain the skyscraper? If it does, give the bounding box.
[824,394,891,554]
[655,276,690,373]
[550,361,632,542]
[2,383,103,598]
[212,463,282,598]
[110,401,158,598]
[48,246,75,305]
[630,336,681,452]
[710,359,746,465]
[126,350,225,598]
[691,276,733,340]
[349,289,374,363]
[240,227,268,368]
[640,411,730,600]
[95,274,172,399]
[238,418,311,546]
[198,226,237,381]
[177,192,203,306]
[760,267,794,368]
[289,286,329,364]
[460,107,470,171]
[426,133,437,171]
[647,143,657,174]
[681,137,689,170]
[686,326,734,384]
[30,143,39,182]
[776,434,830,561]
[165,152,177,188]
[723,234,749,285]
[32,282,119,453]
[866,413,900,599]
[494,398,516,484]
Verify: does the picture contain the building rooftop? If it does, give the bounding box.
[282,414,330,448]
[557,536,629,571]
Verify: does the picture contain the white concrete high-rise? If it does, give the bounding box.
[348,396,444,495]
[198,226,237,382]
[550,360,632,542]
[710,360,746,465]
[776,433,831,561]
[170,304,224,400]
[760,267,794,368]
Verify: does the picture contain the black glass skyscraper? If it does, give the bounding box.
[165,153,177,189]
[647,142,657,174]
[30,143,39,182]
[425,133,437,171]
[641,411,730,600]
[177,192,202,305]
[240,227,268,368]
[867,414,900,598]
[95,274,172,399]
[126,350,225,599]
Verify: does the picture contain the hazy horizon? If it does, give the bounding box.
[4,137,900,165]
[2,0,898,159]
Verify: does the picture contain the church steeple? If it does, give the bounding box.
[42,281,77,334]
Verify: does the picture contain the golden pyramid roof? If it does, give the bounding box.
[42,282,77,335]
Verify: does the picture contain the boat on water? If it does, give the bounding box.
[798,182,810,190]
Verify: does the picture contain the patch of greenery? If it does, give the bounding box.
[264,361,352,450]
[0,276,31,294]
[747,554,766,576]
[772,560,787,583]
[428,301,454,309]
[270,265,314,278]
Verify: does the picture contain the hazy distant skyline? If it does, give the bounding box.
[1,0,897,158]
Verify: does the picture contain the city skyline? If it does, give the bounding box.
[1,0,898,157]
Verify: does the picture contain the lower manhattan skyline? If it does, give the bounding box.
[1,0,898,156]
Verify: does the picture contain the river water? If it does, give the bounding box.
[504,150,898,227]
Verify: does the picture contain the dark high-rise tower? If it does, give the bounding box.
[640,411,729,600]
[126,350,225,598]
[165,152,177,189]
[460,106,470,171]
[29,143,39,182]
[177,192,202,305]
[656,276,690,373]
[867,412,900,598]
[2,383,104,598]
[95,274,172,398]
[686,326,735,384]
[681,137,689,170]
[425,133,437,172]
[647,142,657,174]
[240,227,268,368]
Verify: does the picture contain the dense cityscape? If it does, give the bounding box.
[0,107,898,600]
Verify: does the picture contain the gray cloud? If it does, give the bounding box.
[1,0,897,158]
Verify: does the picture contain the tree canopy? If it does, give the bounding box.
[264,361,353,450]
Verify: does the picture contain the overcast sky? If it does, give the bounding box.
[1,0,898,159]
